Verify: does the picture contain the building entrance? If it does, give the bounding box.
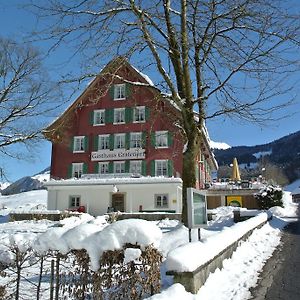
[112,193,125,212]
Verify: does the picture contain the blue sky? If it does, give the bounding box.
[1,1,300,182]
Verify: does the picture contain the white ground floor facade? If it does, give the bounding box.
[45,176,183,216]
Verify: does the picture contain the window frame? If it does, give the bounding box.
[133,106,146,123]
[114,108,126,124]
[70,195,81,208]
[114,133,126,149]
[155,159,168,176]
[114,161,126,174]
[72,163,84,178]
[130,160,142,174]
[98,162,109,174]
[98,134,110,150]
[114,84,126,100]
[155,131,168,148]
[93,109,105,126]
[155,194,169,208]
[130,132,142,149]
[73,136,85,153]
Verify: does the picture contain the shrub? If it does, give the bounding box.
[255,185,283,210]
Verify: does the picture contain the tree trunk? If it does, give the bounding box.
[181,133,198,226]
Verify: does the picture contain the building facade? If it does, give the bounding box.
[44,58,217,215]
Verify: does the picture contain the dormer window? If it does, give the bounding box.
[114,84,126,100]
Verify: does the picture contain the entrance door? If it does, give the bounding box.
[112,193,125,212]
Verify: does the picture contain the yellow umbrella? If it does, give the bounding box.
[231,157,241,181]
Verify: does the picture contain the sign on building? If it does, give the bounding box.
[91,149,146,161]
[187,188,208,229]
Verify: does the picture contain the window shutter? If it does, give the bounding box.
[150,160,155,176]
[125,83,131,98]
[168,160,173,177]
[142,132,147,148]
[70,137,74,152]
[109,86,114,99]
[67,164,73,178]
[93,135,99,151]
[105,109,113,123]
[125,133,130,149]
[108,162,114,173]
[83,163,88,174]
[89,111,94,125]
[141,160,146,176]
[168,132,173,147]
[95,162,99,174]
[109,134,114,150]
[145,107,150,120]
[84,136,89,151]
[125,161,130,173]
[125,107,133,123]
[151,133,156,147]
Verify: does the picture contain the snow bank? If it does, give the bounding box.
[166,212,271,272]
[84,219,162,270]
[148,283,194,300]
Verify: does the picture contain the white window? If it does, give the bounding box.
[98,134,110,150]
[72,163,83,178]
[114,84,126,100]
[73,136,85,152]
[115,133,125,149]
[155,194,168,208]
[155,131,168,148]
[155,160,168,176]
[114,108,125,124]
[134,106,145,123]
[98,162,109,174]
[130,160,142,174]
[130,132,142,148]
[94,109,105,125]
[114,161,125,173]
[70,196,81,208]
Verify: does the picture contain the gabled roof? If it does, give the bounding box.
[43,57,159,140]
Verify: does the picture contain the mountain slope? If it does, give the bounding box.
[214,130,300,183]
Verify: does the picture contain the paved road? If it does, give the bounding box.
[251,212,300,300]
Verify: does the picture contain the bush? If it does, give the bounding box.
[255,185,283,210]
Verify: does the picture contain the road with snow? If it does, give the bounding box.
[251,209,300,300]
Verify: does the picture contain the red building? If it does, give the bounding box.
[44,58,217,214]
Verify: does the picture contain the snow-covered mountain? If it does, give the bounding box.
[210,140,231,150]
[0,167,50,196]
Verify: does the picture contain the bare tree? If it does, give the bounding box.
[29,0,300,224]
[0,37,60,176]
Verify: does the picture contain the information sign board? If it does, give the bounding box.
[187,188,207,229]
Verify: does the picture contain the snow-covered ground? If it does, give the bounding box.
[0,189,298,299]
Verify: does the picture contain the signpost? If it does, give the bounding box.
[187,188,208,242]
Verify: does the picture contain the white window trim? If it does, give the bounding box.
[70,195,81,208]
[155,131,168,148]
[93,109,105,126]
[155,159,168,176]
[155,194,169,208]
[113,108,126,124]
[73,136,85,153]
[72,163,84,178]
[114,83,126,100]
[130,132,142,149]
[114,161,126,173]
[98,162,109,174]
[130,160,142,174]
[133,106,146,123]
[114,133,126,149]
[98,134,110,150]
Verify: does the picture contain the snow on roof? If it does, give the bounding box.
[131,65,154,86]
[210,140,231,150]
[45,176,183,187]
